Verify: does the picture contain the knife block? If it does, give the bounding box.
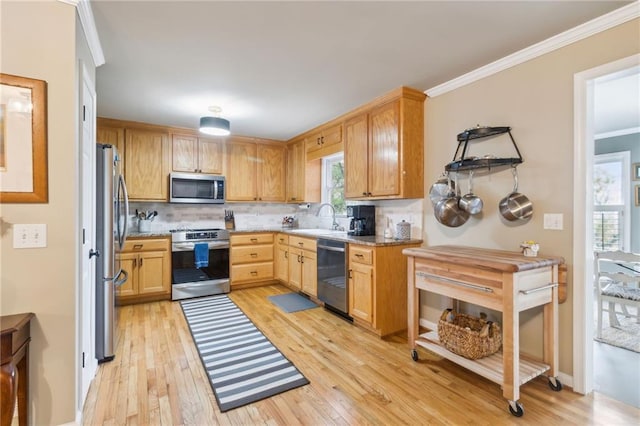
[225,217,235,230]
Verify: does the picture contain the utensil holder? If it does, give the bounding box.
[138,219,151,233]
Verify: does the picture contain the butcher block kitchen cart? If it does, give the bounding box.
[403,245,564,417]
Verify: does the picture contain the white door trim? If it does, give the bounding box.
[77,59,98,421]
[572,53,640,395]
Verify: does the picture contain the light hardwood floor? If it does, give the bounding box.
[83,285,640,425]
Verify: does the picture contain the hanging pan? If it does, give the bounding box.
[429,172,456,207]
[499,167,533,221]
[435,173,469,227]
[458,170,483,215]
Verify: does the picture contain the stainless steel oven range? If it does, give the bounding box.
[170,228,230,300]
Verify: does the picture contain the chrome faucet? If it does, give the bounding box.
[316,203,340,230]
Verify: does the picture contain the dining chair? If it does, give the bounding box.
[594,251,640,339]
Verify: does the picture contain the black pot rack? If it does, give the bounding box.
[445,126,523,172]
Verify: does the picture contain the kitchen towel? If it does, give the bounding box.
[194,242,209,268]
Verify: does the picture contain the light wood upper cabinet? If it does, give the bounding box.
[343,87,425,200]
[306,123,343,160]
[286,138,321,203]
[172,133,223,174]
[226,138,286,202]
[368,101,400,197]
[125,129,171,201]
[97,125,124,154]
[257,143,286,202]
[226,138,258,201]
[344,113,369,198]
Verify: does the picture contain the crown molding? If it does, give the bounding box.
[426,1,640,98]
[58,0,105,67]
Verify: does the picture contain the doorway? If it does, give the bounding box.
[573,54,640,404]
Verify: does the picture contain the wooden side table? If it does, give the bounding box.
[1,313,34,426]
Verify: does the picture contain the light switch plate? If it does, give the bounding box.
[543,214,563,230]
[13,224,47,248]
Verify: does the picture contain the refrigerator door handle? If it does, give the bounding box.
[117,174,130,250]
[114,268,128,287]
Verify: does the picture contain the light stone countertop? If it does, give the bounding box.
[231,228,423,247]
[127,228,423,247]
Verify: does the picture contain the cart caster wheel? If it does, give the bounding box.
[508,401,524,417]
[411,349,419,361]
[548,377,563,392]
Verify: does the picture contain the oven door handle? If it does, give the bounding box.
[173,281,226,290]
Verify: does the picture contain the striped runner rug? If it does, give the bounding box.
[180,295,309,412]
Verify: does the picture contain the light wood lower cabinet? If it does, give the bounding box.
[274,234,289,282]
[230,233,275,289]
[287,236,317,296]
[348,242,420,336]
[117,237,171,305]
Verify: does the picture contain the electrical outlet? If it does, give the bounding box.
[13,224,47,248]
[543,214,563,230]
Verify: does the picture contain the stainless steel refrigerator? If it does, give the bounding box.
[95,143,129,362]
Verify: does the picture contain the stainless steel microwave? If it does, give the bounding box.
[169,172,225,204]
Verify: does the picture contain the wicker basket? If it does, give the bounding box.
[437,309,502,360]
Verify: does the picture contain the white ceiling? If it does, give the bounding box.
[92,0,632,141]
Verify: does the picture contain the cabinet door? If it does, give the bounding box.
[257,144,286,202]
[226,139,257,201]
[116,252,138,298]
[198,138,224,174]
[344,113,369,198]
[137,250,168,295]
[301,249,317,296]
[368,100,400,197]
[125,129,169,200]
[349,261,374,324]
[286,140,304,202]
[97,126,125,175]
[288,249,302,290]
[275,245,289,283]
[172,134,199,172]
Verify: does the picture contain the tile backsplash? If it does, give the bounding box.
[130,199,425,239]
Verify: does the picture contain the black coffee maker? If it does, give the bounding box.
[347,205,376,236]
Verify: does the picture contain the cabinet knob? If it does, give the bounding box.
[284,251,288,259]
[133,258,137,268]
[250,253,258,258]
[140,258,143,267]
[300,255,304,264]
[250,271,258,276]
[321,136,324,144]
[362,192,367,196]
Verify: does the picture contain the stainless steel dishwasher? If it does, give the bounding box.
[317,238,352,320]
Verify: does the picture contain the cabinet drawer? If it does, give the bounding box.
[288,236,317,251]
[123,238,169,252]
[231,245,274,264]
[232,262,274,283]
[276,233,289,246]
[231,233,274,245]
[350,246,373,265]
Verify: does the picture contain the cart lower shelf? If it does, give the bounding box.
[415,331,550,386]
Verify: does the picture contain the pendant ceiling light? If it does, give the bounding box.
[199,106,230,136]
